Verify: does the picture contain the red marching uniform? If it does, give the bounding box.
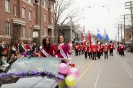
[104,45,109,59]
[92,44,97,60]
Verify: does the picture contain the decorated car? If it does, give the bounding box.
[0,57,79,88]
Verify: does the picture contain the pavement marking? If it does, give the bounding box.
[77,60,86,68]
[78,60,95,81]
[94,59,104,88]
[121,63,133,80]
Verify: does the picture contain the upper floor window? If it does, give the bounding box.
[5,0,10,12]
[22,26,26,38]
[51,16,54,23]
[29,11,32,20]
[13,5,16,16]
[44,0,46,8]
[51,4,54,11]
[28,0,32,4]
[44,14,46,22]
[5,21,10,36]
[22,8,26,18]
[29,28,32,38]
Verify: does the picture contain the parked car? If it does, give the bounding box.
[0,57,68,88]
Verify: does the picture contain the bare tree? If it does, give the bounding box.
[54,0,81,42]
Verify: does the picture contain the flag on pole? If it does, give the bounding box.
[97,29,102,39]
[88,30,92,47]
[103,29,109,42]
[82,26,86,46]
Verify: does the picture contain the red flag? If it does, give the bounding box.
[82,26,86,46]
[88,30,92,47]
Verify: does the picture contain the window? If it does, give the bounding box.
[44,14,46,21]
[44,28,46,36]
[51,16,54,23]
[14,5,16,16]
[28,0,32,4]
[34,10,35,18]
[22,26,26,38]
[44,0,46,8]
[29,11,32,20]
[5,21,10,36]
[22,8,26,18]
[29,28,32,38]
[51,4,54,11]
[5,0,10,12]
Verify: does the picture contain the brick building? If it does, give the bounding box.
[0,0,55,47]
[125,28,131,43]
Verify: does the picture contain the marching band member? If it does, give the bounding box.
[97,42,101,59]
[104,43,109,59]
[88,47,92,59]
[92,44,97,60]
[109,41,114,56]
[84,45,88,59]
[119,42,125,56]
[100,42,104,56]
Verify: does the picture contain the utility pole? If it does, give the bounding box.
[39,0,42,45]
[70,16,73,41]
[124,15,125,41]
[121,21,122,41]
[118,24,119,41]
[125,1,133,42]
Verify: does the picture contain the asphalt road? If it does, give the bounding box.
[70,50,133,88]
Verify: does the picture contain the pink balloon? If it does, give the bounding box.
[58,63,68,74]
[67,68,79,78]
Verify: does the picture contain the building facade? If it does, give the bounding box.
[125,28,131,43]
[58,25,82,42]
[0,0,55,46]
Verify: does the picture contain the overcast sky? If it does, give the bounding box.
[72,0,131,40]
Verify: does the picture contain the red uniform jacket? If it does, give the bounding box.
[109,43,114,49]
[84,46,88,52]
[40,44,57,57]
[104,45,109,52]
[92,45,97,52]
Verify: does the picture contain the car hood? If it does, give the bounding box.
[0,76,61,88]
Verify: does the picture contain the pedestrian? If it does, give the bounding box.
[40,36,58,57]
[104,43,109,59]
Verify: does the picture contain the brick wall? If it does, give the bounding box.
[0,0,55,45]
[125,28,131,43]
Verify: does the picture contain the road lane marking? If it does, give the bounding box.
[94,59,104,88]
[78,60,95,81]
[77,60,86,68]
[121,63,133,80]
[114,53,133,80]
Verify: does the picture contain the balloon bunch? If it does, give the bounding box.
[58,63,79,87]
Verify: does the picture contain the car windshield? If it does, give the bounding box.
[5,57,61,74]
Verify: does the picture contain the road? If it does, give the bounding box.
[70,50,133,88]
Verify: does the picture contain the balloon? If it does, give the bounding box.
[58,63,68,74]
[67,68,79,78]
[68,84,78,88]
[65,75,76,87]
